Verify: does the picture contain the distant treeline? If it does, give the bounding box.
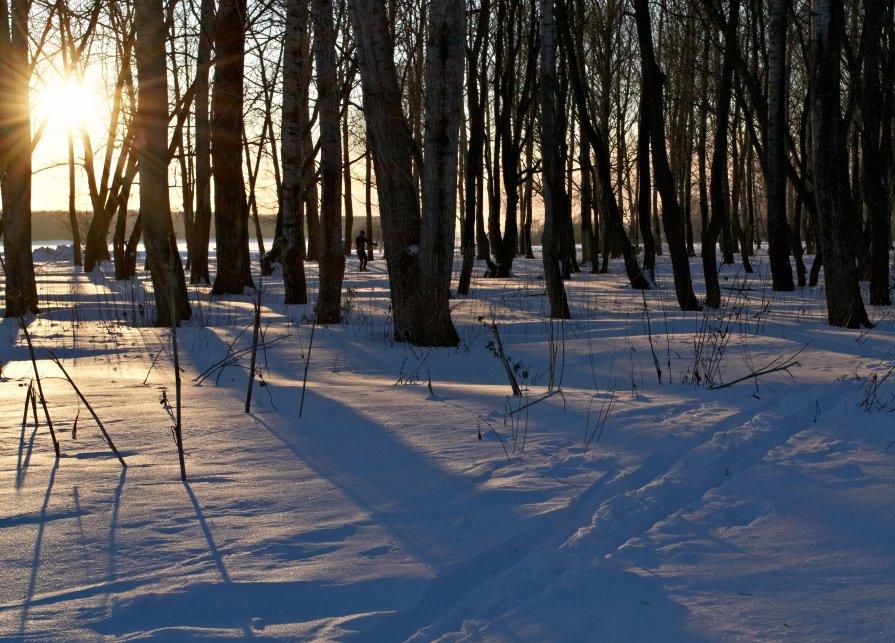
[31,211,383,244]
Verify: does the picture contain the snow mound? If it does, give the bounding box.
[32,244,75,262]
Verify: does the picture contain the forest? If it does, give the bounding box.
[1,0,891,338]
[2,1,895,640]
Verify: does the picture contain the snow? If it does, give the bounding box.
[1,246,894,641]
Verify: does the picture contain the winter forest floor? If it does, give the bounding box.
[1,243,894,642]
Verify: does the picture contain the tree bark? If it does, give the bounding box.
[211,0,254,295]
[636,93,655,279]
[280,0,309,304]
[861,0,893,306]
[632,0,699,310]
[458,0,491,296]
[134,0,191,325]
[765,0,795,291]
[313,0,345,323]
[539,0,571,319]
[701,0,740,309]
[189,0,215,283]
[348,0,460,345]
[1,0,39,317]
[809,0,871,328]
[419,0,465,343]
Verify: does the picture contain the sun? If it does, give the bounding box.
[35,76,100,132]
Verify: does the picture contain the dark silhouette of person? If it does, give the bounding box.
[356,230,376,271]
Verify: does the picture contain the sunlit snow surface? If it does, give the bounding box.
[1,245,893,641]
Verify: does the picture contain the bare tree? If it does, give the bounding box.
[419,0,466,334]
[211,0,254,295]
[313,0,345,323]
[1,0,40,317]
[632,0,700,311]
[190,0,215,284]
[558,0,648,290]
[539,0,570,319]
[280,0,309,304]
[861,0,893,306]
[765,0,796,291]
[134,0,191,325]
[809,0,871,328]
[701,0,740,309]
[348,0,461,345]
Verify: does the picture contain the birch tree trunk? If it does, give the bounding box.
[348,0,460,345]
[419,0,465,342]
[280,0,309,304]
[539,0,571,319]
[134,0,191,325]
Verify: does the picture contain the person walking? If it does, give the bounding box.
[355,230,375,271]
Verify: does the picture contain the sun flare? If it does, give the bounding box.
[35,76,100,131]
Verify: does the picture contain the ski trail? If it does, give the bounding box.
[384,385,849,641]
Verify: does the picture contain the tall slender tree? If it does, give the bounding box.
[348,0,461,345]
[556,0,649,291]
[211,0,254,295]
[539,0,571,319]
[190,0,215,284]
[1,0,39,317]
[632,0,700,311]
[861,0,893,306]
[765,0,795,291]
[809,0,872,328]
[134,0,191,325]
[701,0,740,309]
[313,0,345,323]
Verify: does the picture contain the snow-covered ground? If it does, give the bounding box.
[1,244,894,641]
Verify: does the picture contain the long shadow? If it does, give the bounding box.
[16,404,40,490]
[248,386,526,569]
[106,468,127,589]
[183,481,230,583]
[19,462,58,635]
[181,481,258,639]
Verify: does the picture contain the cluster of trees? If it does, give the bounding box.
[1,0,892,345]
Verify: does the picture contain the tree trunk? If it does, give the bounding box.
[134,0,190,325]
[348,0,460,345]
[211,0,254,295]
[539,0,571,319]
[419,0,465,344]
[342,105,354,257]
[458,0,491,296]
[313,0,345,323]
[556,0,648,290]
[632,0,699,310]
[765,0,795,291]
[1,0,39,317]
[280,0,309,304]
[861,0,892,306]
[636,93,655,279]
[809,0,871,328]
[701,0,740,309]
